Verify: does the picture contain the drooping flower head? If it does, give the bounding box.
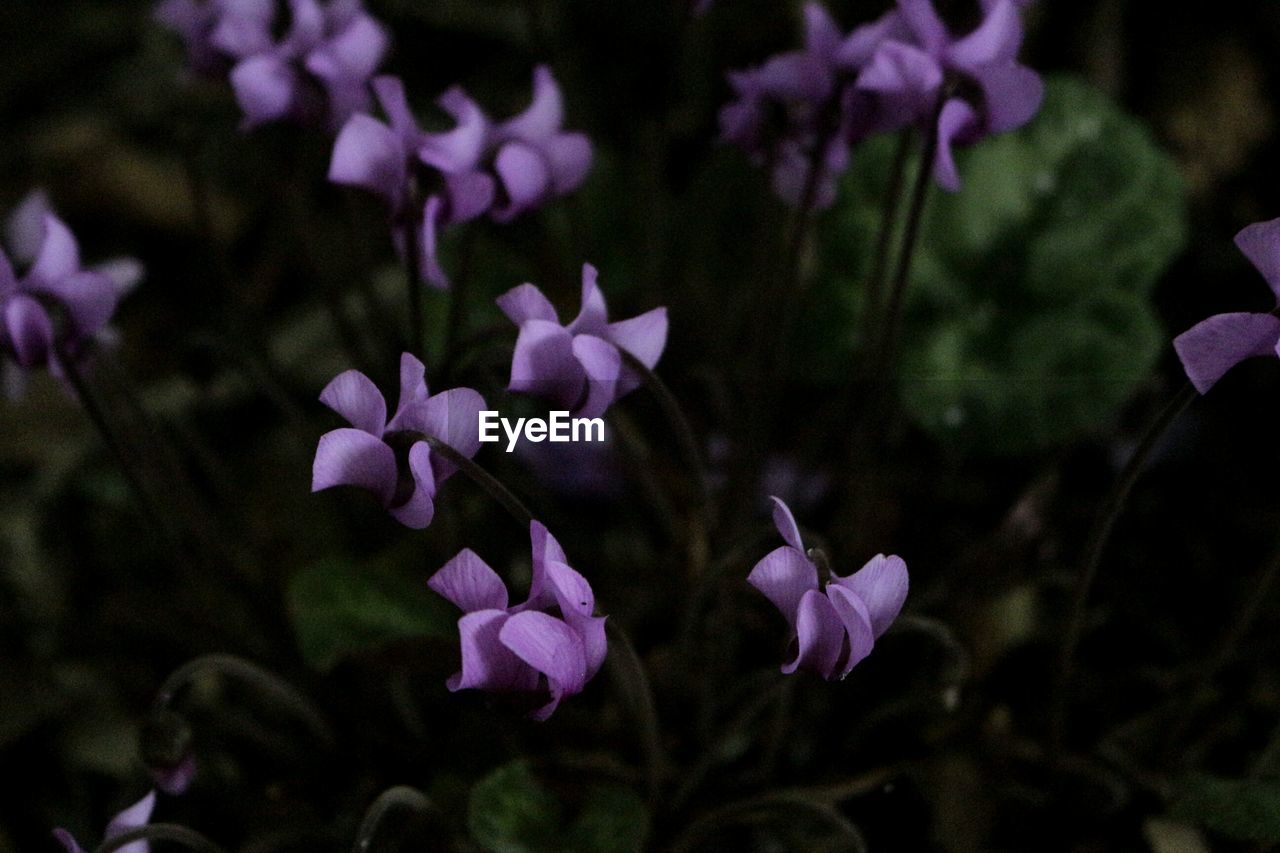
[329,66,593,287]
[54,790,155,853]
[497,263,668,418]
[428,521,607,720]
[1174,218,1280,394]
[747,497,908,680]
[311,353,486,529]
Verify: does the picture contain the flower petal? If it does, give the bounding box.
[497,282,560,326]
[1173,311,1280,394]
[52,829,86,853]
[522,519,570,612]
[570,334,621,419]
[448,609,540,693]
[507,319,586,409]
[499,610,588,720]
[444,171,497,224]
[372,75,421,145]
[390,351,429,426]
[933,97,979,192]
[825,584,877,676]
[770,495,805,552]
[543,133,593,195]
[4,294,54,368]
[782,589,846,679]
[104,790,156,853]
[543,558,607,677]
[230,55,298,128]
[500,65,565,144]
[747,544,818,630]
[897,0,949,55]
[567,263,609,336]
[968,61,1044,135]
[831,553,909,638]
[429,548,509,613]
[803,2,843,60]
[320,12,387,79]
[311,427,397,503]
[41,271,119,340]
[606,307,668,372]
[419,386,487,481]
[319,369,387,435]
[1234,217,1280,300]
[27,213,81,288]
[387,440,436,529]
[947,0,1022,69]
[418,87,490,174]
[328,114,406,209]
[493,142,552,222]
[5,190,54,267]
[419,195,450,288]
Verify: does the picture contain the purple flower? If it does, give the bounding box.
[1174,218,1280,394]
[428,521,607,720]
[496,263,668,418]
[54,790,155,853]
[154,0,274,78]
[312,353,486,528]
[747,497,908,680]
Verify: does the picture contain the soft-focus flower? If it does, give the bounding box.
[1174,218,1280,394]
[0,192,131,394]
[311,352,486,528]
[428,521,607,720]
[496,263,668,418]
[54,790,155,853]
[747,497,908,680]
[154,0,274,78]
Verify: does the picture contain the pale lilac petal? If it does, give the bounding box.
[418,87,490,174]
[934,97,979,192]
[507,319,586,409]
[311,427,397,503]
[104,790,156,853]
[0,250,16,299]
[747,544,818,630]
[230,55,298,127]
[947,0,1022,69]
[387,441,436,529]
[803,2,843,60]
[543,559,607,677]
[286,0,325,48]
[4,293,54,368]
[52,829,85,853]
[606,307,668,370]
[43,271,119,339]
[897,0,949,54]
[319,369,387,435]
[757,52,832,104]
[781,589,846,678]
[567,263,609,336]
[372,75,421,145]
[1234,217,1280,299]
[27,214,81,287]
[543,133,593,195]
[571,335,621,419]
[5,190,53,266]
[497,282,560,325]
[500,65,564,143]
[390,351,429,425]
[419,387,487,481]
[210,12,274,59]
[429,548,509,613]
[521,519,570,612]
[825,584,877,676]
[499,610,588,720]
[969,62,1044,134]
[831,553,909,638]
[328,114,406,208]
[770,495,805,552]
[444,171,497,224]
[448,609,540,693]
[92,257,145,295]
[1173,312,1280,394]
[321,13,388,79]
[856,40,943,117]
[493,142,551,222]
[837,9,908,69]
[420,195,450,288]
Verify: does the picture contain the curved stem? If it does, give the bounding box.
[605,622,667,802]
[92,824,228,853]
[422,435,534,528]
[154,654,335,748]
[1049,381,1197,754]
[402,216,425,359]
[351,786,433,853]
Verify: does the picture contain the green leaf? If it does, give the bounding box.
[564,786,649,853]
[1171,775,1280,843]
[807,74,1188,455]
[286,558,451,671]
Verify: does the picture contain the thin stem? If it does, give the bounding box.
[860,129,914,348]
[606,622,667,803]
[93,824,228,853]
[422,435,534,528]
[351,786,433,853]
[1049,381,1197,754]
[402,216,425,359]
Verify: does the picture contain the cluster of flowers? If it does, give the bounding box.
[719,0,1042,204]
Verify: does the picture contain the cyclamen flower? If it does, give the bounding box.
[154,0,274,78]
[1174,218,1280,394]
[497,263,668,418]
[330,66,593,288]
[428,521,607,720]
[312,353,485,529]
[54,790,155,853]
[747,497,908,680]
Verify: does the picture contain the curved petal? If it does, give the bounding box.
[897,0,949,54]
[92,257,145,295]
[521,519,571,612]
[543,133,593,195]
[5,190,53,267]
[52,829,86,853]
[543,559,607,677]
[497,282,560,326]
[27,214,81,288]
[757,52,832,104]
[1173,311,1280,394]
[444,171,496,224]
[448,609,541,693]
[969,62,1044,134]
[933,97,979,192]
[328,114,406,209]
[319,368,387,434]
[311,427,397,503]
[493,142,552,222]
[4,293,54,368]
[855,40,943,118]
[831,553,909,638]
[389,351,429,426]
[210,11,274,59]
[104,791,156,853]
[419,386,487,481]
[826,584,877,676]
[781,589,846,679]
[947,0,1022,70]
[507,319,586,409]
[0,250,16,299]
[607,306,668,370]
[44,271,119,340]
[567,263,609,336]
[499,65,564,143]
[387,440,436,529]
[429,548,509,613]
[230,55,298,127]
[1235,217,1280,299]
[419,195,450,288]
[770,496,805,552]
[321,13,387,79]
[499,610,588,720]
[747,544,818,630]
[837,8,908,70]
[418,87,490,174]
[571,335,620,418]
[372,75,421,145]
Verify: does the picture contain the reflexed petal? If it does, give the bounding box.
[540,558,606,678]
[571,335,621,419]
[444,171,496,224]
[507,319,585,408]
[429,548,509,613]
[837,9,908,69]
[757,52,832,104]
[230,55,298,127]
[322,13,387,78]
[328,114,406,208]
[387,440,436,529]
[5,190,53,266]
[781,589,846,678]
[567,263,609,336]
[311,427,397,503]
[493,142,551,222]
[210,11,274,59]
[420,195,450,288]
[607,307,668,370]
[52,829,86,853]
[1173,311,1280,394]
[497,282,560,325]
[747,544,818,629]
[831,553,909,638]
[93,257,145,295]
[856,40,943,113]
[419,386,487,481]
[803,2,843,59]
[104,791,156,853]
[1234,217,1280,299]
[826,585,877,676]
[933,97,978,191]
[500,65,564,143]
[897,0,949,55]
[46,271,119,339]
[969,62,1044,134]
[286,0,325,48]
[449,609,540,693]
[770,496,805,552]
[522,519,571,612]
[418,87,490,173]
[499,610,589,720]
[947,0,1022,69]
[319,369,387,434]
[4,294,54,367]
[27,214,81,288]
[390,351,429,425]
[372,75,420,144]
[543,133,593,195]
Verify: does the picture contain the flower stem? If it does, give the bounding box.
[422,436,534,528]
[92,824,228,853]
[1049,381,1197,754]
[351,786,433,853]
[606,622,668,803]
[402,216,426,359]
[860,129,914,348]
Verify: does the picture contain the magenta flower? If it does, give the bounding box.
[496,263,668,418]
[54,790,155,853]
[311,353,486,529]
[428,521,607,720]
[154,0,274,78]
[747,497,908,680]
[1174,218,1280,394]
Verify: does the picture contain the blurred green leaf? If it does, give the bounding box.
[286,558,451,671]
[563,785,648,853]
[1171,775,1280,843]
[807,74,1188,454]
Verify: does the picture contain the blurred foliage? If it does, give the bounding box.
[1171,774,1280,843]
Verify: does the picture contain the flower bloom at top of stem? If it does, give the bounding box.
[1,191,138,397]
[747,497,908,680]
[157,0,390,131]
[54,790,155,853]
[496,263,668,419]
[311,352,486,528]
[328,66,593,287]
[428,521,607,720]
[1174,217,1280,394]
